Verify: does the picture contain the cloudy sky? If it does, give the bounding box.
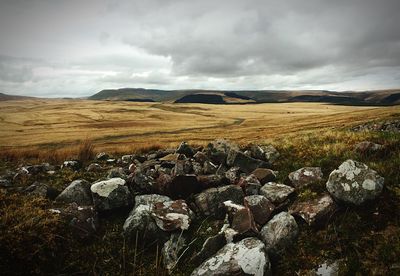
[0,0,399,97]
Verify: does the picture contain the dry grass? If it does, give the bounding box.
[1,99,399,159]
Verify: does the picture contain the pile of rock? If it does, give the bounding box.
[351,119,400,132]
[0,139,386,275]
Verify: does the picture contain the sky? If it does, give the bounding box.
[0,0,399,98]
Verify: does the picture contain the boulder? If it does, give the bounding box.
[193,151,207,164]
[132,170,155,193]
[227,149,269,173]
[107,167,127,179]
[62,160,81,171]
[121,154,135,163]
[203,161,218,175]
[260,212,298,256]
[244,195,275,226]
[289,194,336,225]
[326,159,384,205]
[260,182,295,204]
[205,139,238,165]
[194,185,244,218]
[50,203,98,240]
[191,237,271,276]
[191,232,226,266]
[86,163,102,172]
[251,168,277,184]
[91,178,133,211]
[25,182,60,199]
[197,174,228,189]
[237,174,262,195]
[96,152,109,161]
[225,167,241,184]
[288,167,323,189]
[172,159,192,176]
[263,145,280,163]
[133,194,172,208]
[152,199,194,231]
[162,233,187,273]
[56,179,93,206]
[223,201,258,235]
[176,141,194,157]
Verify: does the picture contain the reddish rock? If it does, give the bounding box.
[288,167,323,189]
[152,199,193,231]
[237,174,262,195]
[244,195,275,226]
[289,194,336,225]
[223,201,258,235]
[251,168,277,184]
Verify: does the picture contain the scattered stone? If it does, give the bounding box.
[62,160,80,171]
[354,141,384,153]
[86,163,102,172]
[152,199,193,231]
[51,203,99,240]
[290,194,336,225]
[96,152,109,161]
[251,168,277,184]
[162,233,187,273]
[56,179,93,206]
[194,185,244,218]
[107,167,126,179]
[91,178,133,211]
[351,119,400,133]
[260,182,295,204]
[176,141,194,157]
[191,237,271,276]
[288,167,323,188]
[326,159,384,205]
[237,174,261,195]
[260,212,299,256]
[25,182,60,199]
[244,195,275,226]
[227,149,269,173]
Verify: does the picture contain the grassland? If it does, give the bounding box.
[1,99,399,157]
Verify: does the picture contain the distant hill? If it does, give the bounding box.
[89,88,400,105]
[0,92,35,101]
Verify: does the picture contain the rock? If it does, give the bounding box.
[86,163,102,172]
[122,154,134,163]
[132,170,155,193]
[56,179,93,206]
[155,173,172,195]
[193,151,207,164]
[251,168,277,184]
[160,153,180,162]
[162,233,187,273]
[249,144,267,161]
[203,161,218,175]
[51,203,99,240]
[191,237,270,276]
[176,141,194,157]
[0,178,12,188]
[134,194,172,208]
[123,194,172,240]
[260,212,298,256]
[62,160,81,171]
[205,139,238,165]
[197,174,228,189]
[192,233,226,266]
[22,163,53,175]
[326,159,384,205]
[289,194,336,225]
[96,152,109,161]
[106,158,116,164]
[107,167,127,179]
[244,195,275,226]
[227,149,269,173]
[152,199,193,231]
[169,175,202,199]
[237,174,261,195]
[225,167,241,184]
[192,162,203,175]
[260,182,295,204]
[263,145,280,163]
[194,185,244,218]
[224,201,258,235]
[354,141,383,153]
[128,163,136,173]
[25,182,60,199]
[90,178,133,211]
[172,159,192,176]
[288,167,323,189]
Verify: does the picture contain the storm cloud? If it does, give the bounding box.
[0,0,399,97]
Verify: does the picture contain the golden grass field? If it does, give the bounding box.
[1,99,399,154]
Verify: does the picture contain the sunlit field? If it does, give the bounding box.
[1,99,399,154]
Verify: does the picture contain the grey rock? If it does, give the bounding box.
[244,195,275,226]
[227,149,269,173]
[91,178,133,211]
[176,141,194,156]
[354,141,383,153]
[56,179,93,206]
[162,233,187,273]
[260,212,298,256]
[134,194,172,208]
[191,237,270,276]
[194,185,244,218]
[237,174,261,195]
[288,167,323,189]
[96,152,109,161]
[251,168,277,184]
[86,163,102,172]
[62,160,80,171]
[0,178,12,188]
[107,167,127,179]
[289,194,336,225]
[260,182,295,204]
[326,159,384,205]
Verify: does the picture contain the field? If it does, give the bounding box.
[1,99,399,155]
